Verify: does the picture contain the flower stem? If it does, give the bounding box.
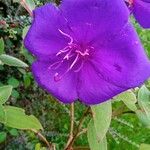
[20,0,33,17]
[65,103,75,149]
[65,107,91,150]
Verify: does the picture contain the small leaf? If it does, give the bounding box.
[91,101,112,142]
[7,77,19,88]
[0,54,28,68]
[0,38,4,55]
[0,85,13,104]
[9,128,19,136]
[138,85,150,115]
[35,143,41,150]
[87,120,107,150]
[139,144,150,150]
[23,74,31,88]
[114,90,137,111]
[4,106,43,130]
[0,132,7,143]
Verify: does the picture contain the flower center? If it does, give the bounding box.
[49,29,94,82]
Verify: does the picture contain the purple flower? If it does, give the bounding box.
[24,0,150,105]
[125,0,150,28]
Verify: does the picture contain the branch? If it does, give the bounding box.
[77,128,88,137]
[31,129,54,150]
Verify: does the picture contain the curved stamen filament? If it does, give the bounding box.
[56,47,70,56]
[58,29,73,45]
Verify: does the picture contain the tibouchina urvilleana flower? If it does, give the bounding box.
[24,0,150,105]
[125,0,150,28]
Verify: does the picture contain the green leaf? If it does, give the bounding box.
[0,59,4,65]
[0,132,7,143]
[23,74,31,88]
[0,54,28,68]
[114,90,137,111]
[136,110,150,128]
[9,128,19,136]
[7,77,19,88]
[0,38,4,55]
[0,85,13,105]
[11,89,20,99]
[22,26,30,39]
[35,143,41,150]
[139,144,150,150]
[87,120,107,150]
[4,106,43,130]
[138,85,150,115]
[14,0,35,12]
[0,105,6,123]
[91,101,112,142]
[25,0,36,11]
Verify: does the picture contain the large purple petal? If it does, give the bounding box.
[32,61,78,103]
[133,0,150,28]
[60,0,129,42]
[77,62,126,105]
[77,23,150,105]
[24,3,69,60]
[91,23,150,88]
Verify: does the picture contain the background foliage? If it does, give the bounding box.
[0,0,150,150]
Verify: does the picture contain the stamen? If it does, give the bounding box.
[56,47,70,56]
[54,69,70,82]
[76,49,89,56]
[58,29,73,45]
[49,60,63,70]
[74,61,84,72]
[53,54,80,82]
[69,54,79,70]
[54,72,61,82]
[51,30,94,82]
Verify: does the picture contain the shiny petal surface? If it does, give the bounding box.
[60,0,129,42]
[133,0,150,28]
[24,3,68,60]
[32,61,78,103]
[91,23,150,88]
